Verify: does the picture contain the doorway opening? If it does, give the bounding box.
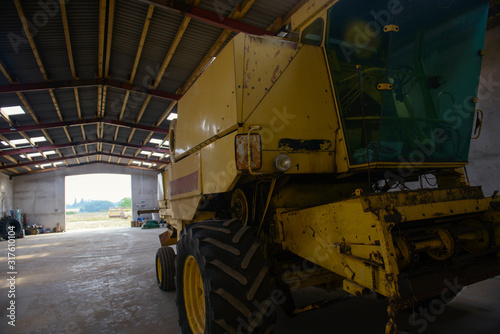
[65,174,132,231]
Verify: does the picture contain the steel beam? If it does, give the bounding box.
[136,0,273,36]
[0,151,166,170]
[0,79,182,101]
[12,160,157,176]
[0,118,169,135]
[106,79,182,101]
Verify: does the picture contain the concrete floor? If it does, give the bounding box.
[1,227,499,334]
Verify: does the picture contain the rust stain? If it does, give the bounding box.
[274,50,281,58]
[271,65,281,83]
[235,134,261,171]
[244,59,251,89]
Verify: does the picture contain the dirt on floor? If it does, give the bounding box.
[65,212,132,231]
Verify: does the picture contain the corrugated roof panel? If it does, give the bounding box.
[139,97,169,125]
[101,124,116,142]
[103,88,125,119]
[68,127,84,142]
[53,90,79,121]
[141,19,225,94]
[65,126,82,142]
[42,127,67,143]
[22,91,60,123]
[117,126,132,142]
[58,147,75,156]
[100,142,111,154]
[65,157,80,164]
[20,0,73,81]
[121,146,133,157]
[108,0,150,82]
[128,5,184,89]
[198,0,233,18]
[108,143,123,154]
[66,0,99,80]
[112,127,127,144]
[74,145,87,155]
[77,87,98,118]
[111,156,121,164]
[86,143,98,154]
[81,123,98,139]
[242,0,301,29]
[155,65,192,94]
[169,19,224,71]
[135,128,151,144]
[118,91,146,123]
[0,1,46,84]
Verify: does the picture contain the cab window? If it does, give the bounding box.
[301,18,324,46]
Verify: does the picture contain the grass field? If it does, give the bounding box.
[65,212,132,231]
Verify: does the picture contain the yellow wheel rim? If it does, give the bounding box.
[156,256,162,284]
[183,255,206,334]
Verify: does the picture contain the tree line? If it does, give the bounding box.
[66,197,131,213]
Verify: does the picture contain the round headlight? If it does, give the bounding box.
[274,154,291,173]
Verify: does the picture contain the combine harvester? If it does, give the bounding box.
[155,0,499,333]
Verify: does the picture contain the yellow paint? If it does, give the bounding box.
[278,197,397,297]
[183,255,205,334]
[291,0,336,31]
[201,132,239,194]
[175,39,238,160]
[240,34,301,123]
[159,0,500,313]
[276,187,498,299]
[156,256,162,284]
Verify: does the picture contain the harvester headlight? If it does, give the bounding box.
[274,154,291,173]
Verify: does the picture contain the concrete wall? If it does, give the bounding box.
[468,25,500,196]
[0,173,14,217]
[13,164,159,230]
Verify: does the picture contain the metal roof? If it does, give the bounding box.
[0,0,303,176]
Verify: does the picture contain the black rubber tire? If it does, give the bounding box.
[156,246,176,291]
[0,217,23,239]
[176,219,276,334]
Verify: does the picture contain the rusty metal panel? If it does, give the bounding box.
[240,35,301,123]
[235,133,262,171]
[278,198,398,298]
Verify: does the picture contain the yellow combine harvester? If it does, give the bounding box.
[155,0,500,333]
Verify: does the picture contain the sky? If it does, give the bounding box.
[65,174,132,204]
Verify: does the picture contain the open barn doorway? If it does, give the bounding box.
[65,174,132,231]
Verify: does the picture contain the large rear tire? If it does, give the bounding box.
[156,246,176,291]
[176,219,276,334]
